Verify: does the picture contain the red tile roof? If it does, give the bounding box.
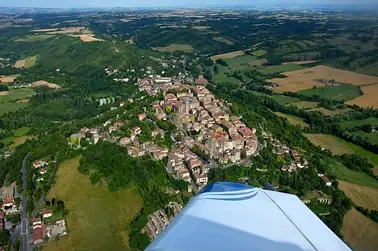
[33,225,44,241]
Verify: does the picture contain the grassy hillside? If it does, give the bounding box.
[44,156,143,251]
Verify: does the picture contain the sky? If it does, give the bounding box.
[1,0,378,8]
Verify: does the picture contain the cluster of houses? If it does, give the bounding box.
[263,132,309,172]
[33,160,49,182]
[168,145,209,190]
[142,202,182,240]
[154,85,259,164]
[33,209,67,245]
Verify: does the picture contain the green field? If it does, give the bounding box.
[352,131,378,145]
[44,156,143,251]
[291,101,319,109]
[341,117,378,129]
[224,55,258,69]
[327,158,378,190]
[305,133,378,166]
[310,107,353,117]
[153,43,194,52]
[274,112,309,128]
[258,64,304,75]
[16,34,54,42]
[0,103,29,116]
[271,95,300,105]
[298,84,361,102]
[213,36,234,45]
[1,127,32,146]
[0,88,34,115]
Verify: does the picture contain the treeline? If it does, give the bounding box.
[337,154,377,179]
[356,206,378,223]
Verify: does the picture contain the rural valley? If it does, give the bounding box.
[0,4,378,251]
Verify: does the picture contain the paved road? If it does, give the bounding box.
[20,154,30,251]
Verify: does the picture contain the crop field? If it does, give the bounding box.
[290,101,319,109]
[153,43,194,52]
[1,127,32,147]
[14,56,37,68]
[210,50,244,61]
[305,134,378,166]
[298,84,361,101]
[346,84,378,108]
[212,36,233,45]
[328,158,378,190]
[44,156,143,251]
[310,107,353,116]
[251,49,266,57]
[0,74,19,83]
[274,112,309,128]
[338,180,378,210]
[258,63,304,75]
[342,208,378,251]
[271,95,300,105]
[268,65,378,93]
[341,117,378,129]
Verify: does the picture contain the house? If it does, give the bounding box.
[39,168,46,175]
[152,150,168,160]
[120,137,131,146]
[187,158,202,171]
[2,197,15,209]
[320,175,332,187]
[127,146,145,157]
[138,113,147,121]
[120,102,125,107]
[42,209,53,219]
[33,160,47,169]
[132,127,142,135]
[80,127,89,134]
[32,217,42,227]
[33,224,45,245]
[151,128,164,138]
[90,128,98,134]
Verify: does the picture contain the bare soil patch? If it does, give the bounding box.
[16,99,30,103]
[211,50,245,61]
[346,84,378,109]
[68,34,104,42]
[338,180,378,210]
[342,208,378,251]
[32,80,61,89]
[0,91,9,96]
[269,65,378,93]
[0,74,19,83]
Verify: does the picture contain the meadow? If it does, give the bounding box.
[340,117,378,129]
[271,95,300,105]
[351,131,378,145]
[258,63,304,75]
[328,159,378,190]
[304,134,378,166]
[153,43,194,52]
[44,156,143,251]
[298,84,361,102]
[290,101,319,109]
[309,107,353,116]
[274,112,309,128]
[0,88,34,115]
